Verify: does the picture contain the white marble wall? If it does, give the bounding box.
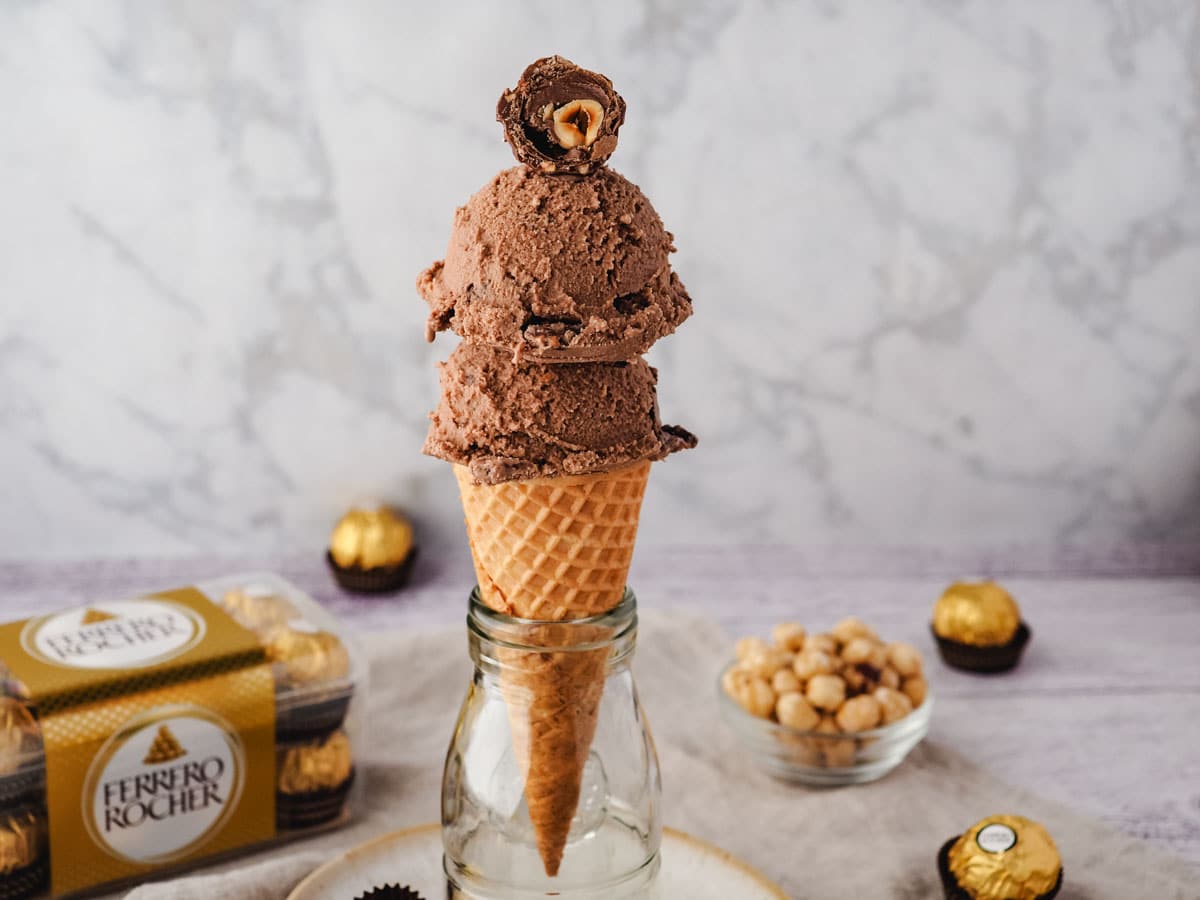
[2,0,1199,560]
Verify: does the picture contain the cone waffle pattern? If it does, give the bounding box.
[453,461,649,620]
[453,461,649,876]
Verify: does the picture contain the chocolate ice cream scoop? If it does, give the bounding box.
[424,342,695,485]
[418,166,692,362]
[497,56,626,175]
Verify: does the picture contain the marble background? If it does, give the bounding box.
[2,1,1199,562]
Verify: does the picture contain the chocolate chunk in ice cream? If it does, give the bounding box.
[424,342,695,485]
[497,56,626,175]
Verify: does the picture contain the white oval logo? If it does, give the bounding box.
[977,823,1018,854]
[22,599,204,669]
[83,707,245,864]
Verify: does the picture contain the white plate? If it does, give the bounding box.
[288,823,787,899]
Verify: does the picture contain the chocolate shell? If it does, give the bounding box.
[497,56,626,175]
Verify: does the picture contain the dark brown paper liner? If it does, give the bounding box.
[354,885,425,900]
[276,768,355,832]
[275,689,352,742]
[0,769,43,811]
[932,622,1031,673]
[326,549,416,595]
[937,836,1062,900]
[0,858,49,900]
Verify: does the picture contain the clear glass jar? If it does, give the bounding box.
[443,588,661,899]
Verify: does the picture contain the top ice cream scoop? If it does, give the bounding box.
[417,166,692,361]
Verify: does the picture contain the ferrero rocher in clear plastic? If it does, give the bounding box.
[0,700,40,778]
[939,814,1063,900]
[0,807,47,889]
[277,730,353,796]
[220,586,300,635]
[276,731,356,831]
[932,581,1031,673]
[264,624,351,688]
[327,507,416,594]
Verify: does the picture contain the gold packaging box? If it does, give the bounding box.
[0,573,364,898]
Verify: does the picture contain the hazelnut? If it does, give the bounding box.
[742,648,791,680]
[815,715,856,767]
[803,633,838,655]
[793,650,838,680]
[735,637,769,661]
[721,665,751,698]
[902,675,928,708]
[772,622,807,652]
[831,616,879,646]
[724,669,775,719]
[880,666,901,689]
[551,99,604,149]
[805,674,846,711]
[842,663,880,695]
[836,695,883,732]
[887,642,923,678]
[841,638,887,669]
[776,692,821,730]
[874,686,914,724]
[745,678,777,719]
[771,668,801,695]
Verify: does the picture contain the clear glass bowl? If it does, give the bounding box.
[716,661,932,786]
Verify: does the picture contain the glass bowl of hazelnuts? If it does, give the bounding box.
[718,617,932,785]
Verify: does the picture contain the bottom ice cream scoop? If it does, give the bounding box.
[424,342,694,485]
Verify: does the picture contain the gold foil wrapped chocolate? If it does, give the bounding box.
[329,507,414,571]
[277,730,353,795]
[0,809,44,876]
[933,581,1021,647]
[0,662,29,703]
[0,699,40,776]
[221,586,301,635]
[265,625,351,687]
[947,815,1061,900]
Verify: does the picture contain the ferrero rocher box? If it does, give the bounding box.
[0,574,363,898]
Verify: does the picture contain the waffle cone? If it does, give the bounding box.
[453,461,650,876]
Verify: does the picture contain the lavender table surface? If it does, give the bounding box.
[2,545,1198,870]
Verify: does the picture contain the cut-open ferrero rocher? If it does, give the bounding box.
[497,55,625,174]
[550,100,604,149]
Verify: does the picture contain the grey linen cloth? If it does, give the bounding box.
[122,613,1197,899]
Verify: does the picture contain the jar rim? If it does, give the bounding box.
[467,586,637,652]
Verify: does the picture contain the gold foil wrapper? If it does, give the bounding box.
[933,581,1021,646]
[264,626,351,687]
[220,587,301,636]
[277,730,353,795]
[329,507,414,571]
[0,698,40,776]
[948,814,1061,900]
[0,662,30,703]
[0,809,44,876]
